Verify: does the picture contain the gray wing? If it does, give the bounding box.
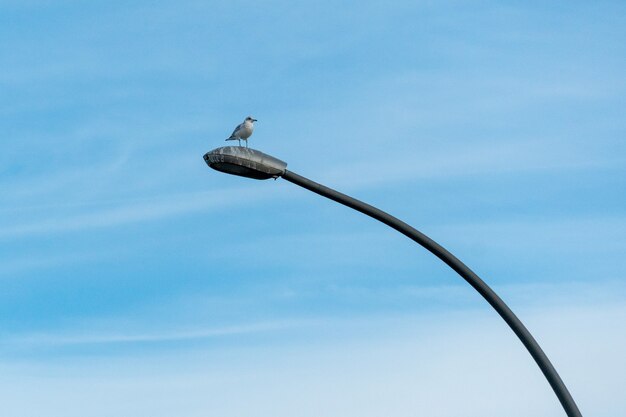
[228,123,243,138]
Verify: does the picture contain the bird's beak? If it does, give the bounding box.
[253,119,258,122]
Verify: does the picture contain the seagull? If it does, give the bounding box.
[225,116,257,147]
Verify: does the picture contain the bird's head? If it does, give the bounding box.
[245,116,258,123]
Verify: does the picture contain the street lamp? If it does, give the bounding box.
[203,146,583,417]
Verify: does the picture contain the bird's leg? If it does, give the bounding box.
[238,139,241,146]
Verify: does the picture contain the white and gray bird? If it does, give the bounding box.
[225,116,257,147]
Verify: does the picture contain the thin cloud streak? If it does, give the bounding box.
[1,301,623,417]
[0,187,270,239]
[9,319,315,347]
[6,280,623,349]
[317,139,625,190]
[0,250,113,277]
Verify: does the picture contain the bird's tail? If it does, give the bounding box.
[225,137,237,141]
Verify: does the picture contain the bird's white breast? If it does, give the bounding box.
[238,121,254,139]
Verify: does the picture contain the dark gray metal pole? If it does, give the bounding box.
[281,169,582,417]
[202,146,582,416]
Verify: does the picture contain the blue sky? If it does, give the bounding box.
[1,1,625,415]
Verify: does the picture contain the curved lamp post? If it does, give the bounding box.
[203,146,582,417]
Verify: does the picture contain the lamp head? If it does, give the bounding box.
[203,146,287,180]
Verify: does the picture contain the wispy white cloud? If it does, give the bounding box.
[1,299,623,417]
[193,214,626,275]
[5,280,623,348]
[0,250,113,276]
[0,146,131,204]
[431,215,626,253]
[316,138,625,190]
[0,186,272,239]
[8,319,313,347]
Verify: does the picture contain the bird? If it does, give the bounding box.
[225,116,257,147]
